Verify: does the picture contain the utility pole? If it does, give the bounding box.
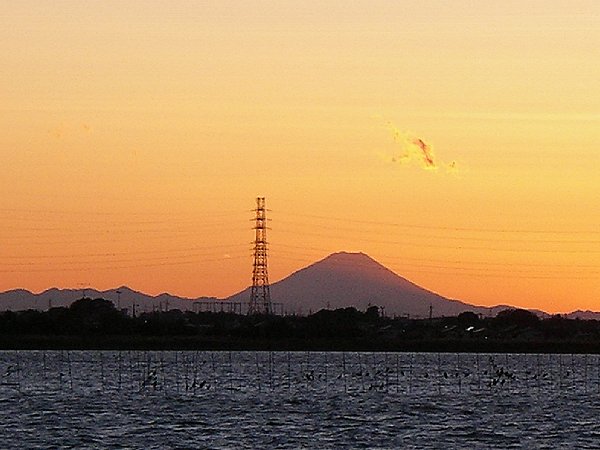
[249,197,272,315]
[116,289,122,311]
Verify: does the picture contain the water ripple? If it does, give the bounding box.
[2,351,600,448]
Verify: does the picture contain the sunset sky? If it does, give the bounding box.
[1,1,599,313]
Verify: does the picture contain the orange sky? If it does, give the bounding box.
[1,1,599,313]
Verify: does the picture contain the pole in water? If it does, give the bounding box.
[324,352,329,392]
[228,350,233,391]
[287,351,291,391]
[395,353,400,394]
[67,351,73,391]
[42,350,47,381]
[256,352,262,393]
[16,351,22,392]
[584,354,588,394]
[409,353,414,394]
[268,352,274,391]
[476,353,481,392]
[384,353,389,393]
[118,351,123,392]
[342,352,347,393]
[437,353,442,395]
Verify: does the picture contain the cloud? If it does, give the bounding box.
[385,121,458,174]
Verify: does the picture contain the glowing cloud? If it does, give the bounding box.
[388,124,437,169]
[386,122,458,174]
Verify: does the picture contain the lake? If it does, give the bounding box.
[2,351,600,448]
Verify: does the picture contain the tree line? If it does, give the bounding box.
[1,298,599,352]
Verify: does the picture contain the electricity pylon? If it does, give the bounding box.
[249,197,271,314]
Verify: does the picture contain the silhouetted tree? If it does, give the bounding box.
[495,308,540,327]
[69,298,126,334]
[365,305,380,322]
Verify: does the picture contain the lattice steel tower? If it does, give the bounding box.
[249,197,272,314]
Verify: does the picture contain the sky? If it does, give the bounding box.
[1,1,599,313]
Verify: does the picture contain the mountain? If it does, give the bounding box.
[0,286,215,313]
[566,310,600,320]
[0,252,582,318]
[225,251,507,317]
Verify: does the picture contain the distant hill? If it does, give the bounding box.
[0,286,214,313]
[225,252,511,317]
[566,310,600,320]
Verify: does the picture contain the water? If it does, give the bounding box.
[2,351,600,448]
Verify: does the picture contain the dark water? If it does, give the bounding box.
[2,351,600,448]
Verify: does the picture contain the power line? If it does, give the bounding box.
[1,215,249,227]
[0,244,245,259]
[269,248,598,274]
[270,243,600,269]
[4,206,596,235]
[270,253,600,280]
[272,228,600,254]
[0,255,248,274]
[0,233,247,245]
[0,252,251,268]
[0,224,243,233]
[273,211,600,235]
[0,207,246,217]
[1,205,598,284]
[274,219,600,244]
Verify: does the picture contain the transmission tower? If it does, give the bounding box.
[249,197,272,314]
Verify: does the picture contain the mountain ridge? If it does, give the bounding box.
[0,286,212,312]
[0,252,588,317]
